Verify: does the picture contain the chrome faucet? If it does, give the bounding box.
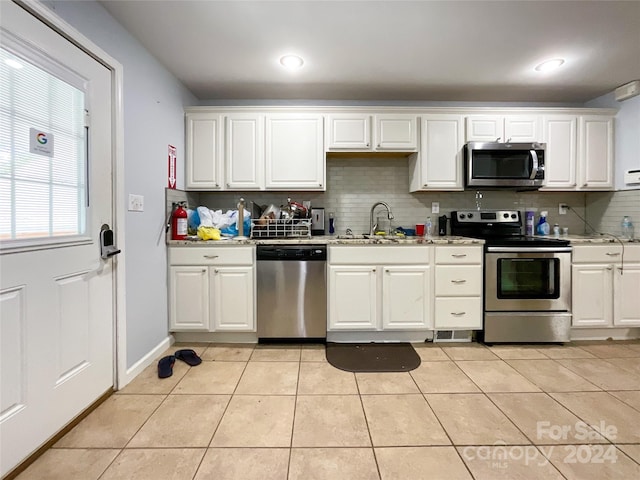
[369,201,394,235]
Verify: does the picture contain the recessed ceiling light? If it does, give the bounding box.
[280,55,304,70]
[4,58,23,69]
[535,58,565,72]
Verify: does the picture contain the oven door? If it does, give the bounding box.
[485,248,571,312]
[465,142,545,188]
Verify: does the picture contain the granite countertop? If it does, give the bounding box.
[541,234,640,244]
[168,235,485,247]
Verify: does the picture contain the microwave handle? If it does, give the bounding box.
[529,150,539,180]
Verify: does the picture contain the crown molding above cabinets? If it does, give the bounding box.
[184,106,616,193]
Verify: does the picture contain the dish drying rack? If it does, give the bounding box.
[250,218,312,238]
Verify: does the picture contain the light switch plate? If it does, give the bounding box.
[431,202,440,214]
[128,194,144,212]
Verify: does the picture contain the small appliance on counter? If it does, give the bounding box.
[311,208,325,236]
[438,215,448,236]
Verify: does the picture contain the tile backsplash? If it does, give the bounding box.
[198,157,589,235]
[586,190,640,237]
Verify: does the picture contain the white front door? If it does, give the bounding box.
[0,2,115,476]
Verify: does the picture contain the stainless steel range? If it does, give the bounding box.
[451,210,571,343]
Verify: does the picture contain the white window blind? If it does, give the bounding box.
[0,46,87,245]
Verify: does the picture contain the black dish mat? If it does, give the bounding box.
[326,342,421,373]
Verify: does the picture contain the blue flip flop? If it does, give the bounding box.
[158,355,175,378]
[174,349,202,366]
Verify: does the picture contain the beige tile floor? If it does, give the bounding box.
[16,340,640,480]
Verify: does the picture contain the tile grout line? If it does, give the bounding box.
[354,367,383,480]
[286,354,303,479]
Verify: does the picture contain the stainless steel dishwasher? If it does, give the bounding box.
[256,245,327,340]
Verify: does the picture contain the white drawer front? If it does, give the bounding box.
[169,246,254,265]
[329,245,431,265]
[434,297,482,329]
[572,244,640,263]
[435,246,483,264]
[435,265,482,296]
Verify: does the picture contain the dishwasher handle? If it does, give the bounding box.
[256,245,327,261]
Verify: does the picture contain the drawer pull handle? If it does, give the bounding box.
[451,254,467,258]
[451,279,467,284]
[204,255,219,259]
[605,252,620,256]
[451,312,466,316]
[606,265,613,270]
[214,269,219,273]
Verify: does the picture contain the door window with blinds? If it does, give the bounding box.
[0,43,88,249]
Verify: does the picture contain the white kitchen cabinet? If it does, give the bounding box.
[577,116,614,190]
[541,115,578,189]
[265,114,325,190]
[465,115,541,142]
[382,266,431,329]
[328,246,432,331]
[433,245,483,330]
[572,245,640,328]
[169,266,210,331]
[168,246,256,333]
[374,114,418,151]
[185,112,223,190]
[409,114,464,191]
[225,114,264,190]
[210,266,255,331]
[328,265,378,330]
[326,114,371,149]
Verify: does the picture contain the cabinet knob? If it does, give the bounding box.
[214,268,219,273]
[366,143,370,147]
[226,183,230,188]
[215,183,219,187]
[201,269,206,273]
[606,265,613,270]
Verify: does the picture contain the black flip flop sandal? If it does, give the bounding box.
[158,355,175,378]
[174,349,202,366]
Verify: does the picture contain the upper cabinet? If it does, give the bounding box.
[541,114,614,191]
[466,115,542,143]
[225,114,264,190]
[265,114,325,190]
[409,114,465,191]
[326,113,417,152]
[185,112,223,190]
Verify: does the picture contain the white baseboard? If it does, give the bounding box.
[570,327,640,341]
[118,335,175,390]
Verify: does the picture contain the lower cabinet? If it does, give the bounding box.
[328,246,432,331]
[572,244,640,328]
[168,247,255,332]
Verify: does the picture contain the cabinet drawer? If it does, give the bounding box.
[435,265,482,296]
[434,297,482,329]
[329,245,431,264]
[572,245,640,263]
[169,246,254,265]
[435,246,482,264]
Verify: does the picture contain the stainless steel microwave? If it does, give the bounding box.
[465,142,546,188]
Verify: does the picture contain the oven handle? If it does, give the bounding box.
[529,150,539,180]
[486,246,572,253]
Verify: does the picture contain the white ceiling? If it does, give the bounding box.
[99,0,640,104]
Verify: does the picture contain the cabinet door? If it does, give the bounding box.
[571,264,613,327]
[265,114,325,189]
[382,266,431,330]
[578,116,614,189]
[614,265,640,326]
[211,266,255,331]
[328,265,377,330]
[169,266,210,331]
[374,115,418,150]
[542,115,577,189]
[225,114,264,189]
[415,115,464,190]
[465,115,504,142]
[185,113,222,190]
[504,115,542,142]
[327,114,371,149]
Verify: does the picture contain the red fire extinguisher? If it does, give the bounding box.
[171,203,188,240]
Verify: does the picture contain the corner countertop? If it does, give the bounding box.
[167,235,485,247]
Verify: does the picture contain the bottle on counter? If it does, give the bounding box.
[553,224,560,238]
[536,211,550,236]
[329,212,335,235]
[621,216,634,239]
[425,217,433,239]
[525,208,536,236]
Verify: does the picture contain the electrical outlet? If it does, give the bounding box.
[431,202,440,214]
[128,194,144,212]
[559,203,568,215]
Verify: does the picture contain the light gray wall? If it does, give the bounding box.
[47,1,198,367]
[585,91,640,191]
